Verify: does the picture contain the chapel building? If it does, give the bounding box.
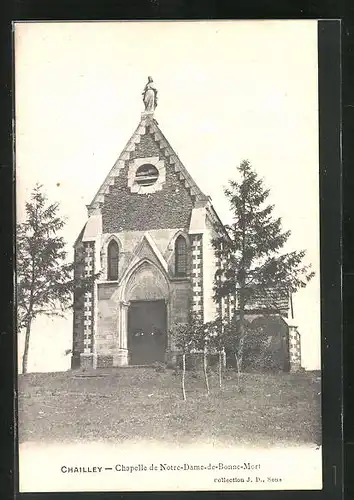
[71,80,302,372]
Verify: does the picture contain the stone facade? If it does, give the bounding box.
[72,110,302,372]
[72,112,218,369]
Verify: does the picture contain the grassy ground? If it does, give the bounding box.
[18,367,321,447]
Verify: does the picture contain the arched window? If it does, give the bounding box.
[107,240,119,281]
[175,235,187,277]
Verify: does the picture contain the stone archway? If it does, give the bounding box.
[119,259,170,365]
[124,260,170,302]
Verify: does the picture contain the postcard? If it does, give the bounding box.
[15,20,323,492]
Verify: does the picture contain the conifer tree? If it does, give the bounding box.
[213,160,314,371]
[17,184,95,374]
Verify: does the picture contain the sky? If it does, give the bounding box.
[14,20,320,372]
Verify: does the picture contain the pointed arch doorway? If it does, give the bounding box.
[122,259,170,365]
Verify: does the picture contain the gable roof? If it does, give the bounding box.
[118,231,169,286]
[87,112,208,216]
[237,287,290,316]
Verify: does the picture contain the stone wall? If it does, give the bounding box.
[203,222,219,323]
[288,324,302,372]
[96,283,118,355]
[169,280,191,325]
[190,234,203,321]
[71,243,85,369]
[80,241,96,369]
[102,131,195,233]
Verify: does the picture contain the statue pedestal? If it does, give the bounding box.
[141,111,154,120]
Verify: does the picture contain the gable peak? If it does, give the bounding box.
[87,84,208,216]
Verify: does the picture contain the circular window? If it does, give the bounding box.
[135,164,159,187]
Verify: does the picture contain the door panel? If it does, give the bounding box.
[128,300,167,365]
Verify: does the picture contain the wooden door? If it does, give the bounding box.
[128,300,167,365]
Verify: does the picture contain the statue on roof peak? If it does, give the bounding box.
[142,76,158,112]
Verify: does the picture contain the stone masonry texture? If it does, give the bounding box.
[102,131,195,233]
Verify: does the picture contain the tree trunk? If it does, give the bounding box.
[218,350,223,389]
[238,336,244,373]
[23,254,36,375]
[238,179,246,377]
[22,318,32,374]
[203,347,210,396]
[222,348,227,368]
[235,352,241,390]
[182,353,186,401]
[238,277,246,375]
